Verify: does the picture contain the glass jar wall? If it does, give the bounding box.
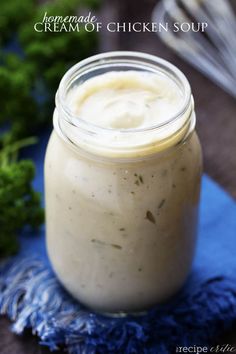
[44,52,202,313]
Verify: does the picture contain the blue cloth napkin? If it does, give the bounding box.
[0,132,236,354]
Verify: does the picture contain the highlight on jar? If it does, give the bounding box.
[44,51,202,314]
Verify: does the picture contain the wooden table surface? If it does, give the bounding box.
[1,0,236,353]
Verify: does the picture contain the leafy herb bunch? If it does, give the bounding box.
[0,0,99,257]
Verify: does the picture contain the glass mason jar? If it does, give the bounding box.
[45,51,202,314]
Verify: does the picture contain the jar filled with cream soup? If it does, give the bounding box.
[45,51,202,314]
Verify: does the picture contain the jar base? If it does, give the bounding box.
[94,310,148,318]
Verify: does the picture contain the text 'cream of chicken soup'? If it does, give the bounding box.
[45,52,202,313]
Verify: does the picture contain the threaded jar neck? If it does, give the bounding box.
[54,51,194,159]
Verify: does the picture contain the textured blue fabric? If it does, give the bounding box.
[0,132,236,354]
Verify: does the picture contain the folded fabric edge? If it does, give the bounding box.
[0,256,236,354]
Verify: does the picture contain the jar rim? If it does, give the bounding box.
[56,51,192,135]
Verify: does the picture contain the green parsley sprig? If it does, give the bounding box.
[0,0,99,143]
[0,0,99,256]
[0,137,44,257]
